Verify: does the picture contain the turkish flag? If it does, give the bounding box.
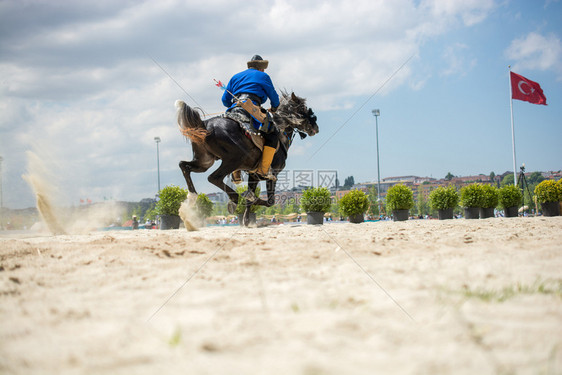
[510,71,547,105]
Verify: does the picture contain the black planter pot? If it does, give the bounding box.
[392,209,409,222]
[306,212,325,225]
[541,201,560,217]
[238,212,256,226]
[464,207,479,219]
[479,207,495,219]
[348,213,364,224]
[160,214,181,230]
[437,208,454,220]
[504,206,519,218]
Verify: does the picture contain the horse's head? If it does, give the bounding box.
[275,91,319,137]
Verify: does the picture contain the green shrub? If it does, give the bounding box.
[429,186,459,210]
[460,183,482,208]
[385,184,414,211]
[235,185,261,214]
[557,179,562,201]
[498,185,522,209]
[534,180,559,203]
[301,187,332,213]
[480,184,499,208]
[196,193,214,218]
[339,189,370,216]
[156,185,188,215]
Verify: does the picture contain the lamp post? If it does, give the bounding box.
[372,109,381,214]
[154,137,161,193]
[0,156,3,208]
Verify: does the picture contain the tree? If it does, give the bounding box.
[490,171,495,181]
[501,174,514,187]
[527,172,544,185]
[416,185,430,217]
[445,172,454,181]
[343,176,355,189]
[367,186,379,217]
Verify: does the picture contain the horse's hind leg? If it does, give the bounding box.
[241,175,261,226]
[207,162,240,214]
[245,174,276,208]
[179,160,211,194]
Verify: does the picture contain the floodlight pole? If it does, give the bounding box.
[0,156,3,208]
[154,137,161,193]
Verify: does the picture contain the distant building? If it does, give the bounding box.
[207,192,228,204]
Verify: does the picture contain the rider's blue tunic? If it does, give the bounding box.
[222,68,280,131]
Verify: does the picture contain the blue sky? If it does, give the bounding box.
[1,0,561,208]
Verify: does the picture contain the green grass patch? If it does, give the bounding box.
[461,279,562,302]
[168,327,182,347]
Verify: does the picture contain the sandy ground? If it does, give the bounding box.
[0,217,561,375]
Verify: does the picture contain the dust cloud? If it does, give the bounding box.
[23,149,123,235]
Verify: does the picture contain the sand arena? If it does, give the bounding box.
[1,217,561,374]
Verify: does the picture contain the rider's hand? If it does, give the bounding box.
[269,106,278,113]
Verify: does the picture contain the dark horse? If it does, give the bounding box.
[176,92,319,226]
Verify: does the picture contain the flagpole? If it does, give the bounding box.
[508,65,517,186]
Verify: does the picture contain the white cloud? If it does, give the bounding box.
[0,0,498,208]
[441,43,477,76]
[505,31,562,79]
[422,0,496,26]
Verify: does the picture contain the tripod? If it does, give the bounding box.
[517,166,533,213]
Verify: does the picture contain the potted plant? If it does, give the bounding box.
[235,185,260,225]
[155,185,188,229]
[385,184,414,222]
[534,180,560,216]
[301,187,332,225]
[460,183,482,219]
[498,185,522,218]
[195,193,214,226]
[339,189,370,223]
[558,179,562,215]
[479,184,498,219]
[429,186,459,220]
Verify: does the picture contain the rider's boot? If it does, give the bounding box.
[257,146,277,181]
[231,170,242,184]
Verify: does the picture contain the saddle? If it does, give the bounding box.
[225,108,277,152]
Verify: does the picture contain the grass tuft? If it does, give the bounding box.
[461,279,562,302]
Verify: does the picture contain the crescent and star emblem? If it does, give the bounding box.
[518,80,535,96]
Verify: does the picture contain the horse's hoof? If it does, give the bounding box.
[227,201,237,214]
[242,190,256,202]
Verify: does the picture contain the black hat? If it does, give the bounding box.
[247,55,269,69]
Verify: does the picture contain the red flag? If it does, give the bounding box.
[510,71,547,105]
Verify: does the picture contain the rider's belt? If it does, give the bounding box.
[238,93,262,106]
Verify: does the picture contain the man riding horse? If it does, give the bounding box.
[222,55,280,182]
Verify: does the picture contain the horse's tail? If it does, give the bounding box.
[175,100,209,144]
